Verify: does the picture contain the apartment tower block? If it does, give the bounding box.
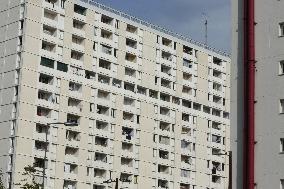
[0,0,230,189]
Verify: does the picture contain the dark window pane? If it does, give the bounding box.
[40,57,54,68]
[57,62,68,72]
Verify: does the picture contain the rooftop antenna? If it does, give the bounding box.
[202,12,208,47]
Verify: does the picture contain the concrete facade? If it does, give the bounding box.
[0,0,230,189]
[232,1,284,189]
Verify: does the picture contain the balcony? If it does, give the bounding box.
[181,155,194,169]
[211,57,225,72]
[180,183,190,189]
[71,50,84,67]
[211,175,223,188]
[123,97,137,113]
[100,29,117,46]
[100,14,115,31]
[88,153,109,168]
[36,106,54,123]
[125,52,138,68]
[97,58,113,76]
[99,44,117,63]
[42,25,57,43]
[33,157,45,172]
[63,180,77,189]
[121,157,134,173]
[73,4,86,22]
[160,78,172,93]
[183,45,194,60]
[159,64,174,80]
[181,127,195,140]
[67,98,82,114]
[67,114,80,125]
[96,105,111,120]
[43,0,65,14]
[66,130,80,147]
[64,163,78,180]
[72,35,85,52]
[157,135,171,149]
[73,19,85,37]
[34,140,48,157]
[159,37,175,54]
[95,90,112,107]
[212,161,223,176]
[211,135,224,149]
[157,165,172,180]
[65,146,79,163]
[97,75,111,88]
[93,168,107,183]
[159,107,173,123]
[158,179,169,189]
[95,136,108,150]
[94,120,111,138]
[126,38,139,54]
[42,9,57,27]
[160,51,175,66]
[211,122,223,136]
[122,127,135,141]
[34,124,49,141]
[158,121,171,137]
[122,111,137,128]
[182,86,195,99]
[69,82,82,98]
[41,41,57,59]
[125,24,141,41]
[181,140,194,155]
[37,90,55,108]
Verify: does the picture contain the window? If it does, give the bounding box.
[183,59,192,68]
[280,99,284,113]
[71,50,83,60]
[280,22,284,37]
[101,15,113,25]
[280,61,284,75]
[60,0,66,9]
[72,35,84,45]
[281,179,284,189]
[73,20,84,30]
[281,138,284,153]
[111,109,116,118]
[59,30,64,40]
[57,62,68,72]
[137,115,140,124]
[101,45,112,55]
[126,38,137,49]
[74,4,86,16]
[183,45,193,55]
[126,24,137,34]
[40,57,54,68]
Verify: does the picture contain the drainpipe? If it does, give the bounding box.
[243,0,255,189]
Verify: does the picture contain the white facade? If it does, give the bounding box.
[0,0,230,189]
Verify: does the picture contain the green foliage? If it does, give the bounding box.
[17,166,42,189]
[0,169,5,189]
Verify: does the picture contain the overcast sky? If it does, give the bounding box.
[94,0,231,53]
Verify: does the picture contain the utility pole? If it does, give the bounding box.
[212,151,232,189]
[202,12,208,47]
[103,171,133,189]
[42,122,78,189]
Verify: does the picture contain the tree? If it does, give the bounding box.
[16,166,42,189]
[0,169,5,189]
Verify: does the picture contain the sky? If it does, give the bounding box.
[94,0,231,53]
